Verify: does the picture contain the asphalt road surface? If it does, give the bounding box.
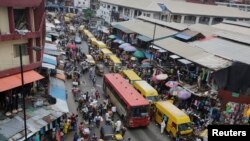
[64,39,172,141]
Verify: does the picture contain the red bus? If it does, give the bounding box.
[103,73,150,128]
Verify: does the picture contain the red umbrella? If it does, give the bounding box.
[67,43,76,49]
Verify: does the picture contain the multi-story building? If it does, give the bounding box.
[74,0,100,9]
[216,0,250,12]
[0,0,45,87]
[97,0,250,25]
[74,0,91,9]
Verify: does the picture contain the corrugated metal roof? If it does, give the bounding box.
[223,20,250,28]
[137,16,188,31]
[191,38,250,65]
[212,23,250,36]
[101,0,250,18]
[0,117,24,139]
[215,31,250,45]
[154,38,232,70]
[163,0,250,18]
[112,24,134,34]
[113,19,177,39]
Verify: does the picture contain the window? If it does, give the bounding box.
[13,44,28,57]
[107,5,110,9]
[13,9,28,30]
[146,14,150,17]
[78,2,81,4]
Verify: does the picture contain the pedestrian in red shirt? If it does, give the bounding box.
[95,90,100,99]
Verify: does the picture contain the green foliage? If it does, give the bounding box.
[83,8,95,20]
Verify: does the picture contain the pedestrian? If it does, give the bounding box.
[160,120,166,134]
[95,90,100,99]
[92,76,96,87]
[115,120,122,133]
[121,126,127,137]
[176,130,180,141]
[128,138,131,141]
[94,114,103,128]
[73,132,79,141]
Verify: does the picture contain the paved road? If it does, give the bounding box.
[64,39,172,141]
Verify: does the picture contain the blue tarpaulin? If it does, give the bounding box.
[175,33,192,40]
[43,54,57,66]
[50,77,69,113]
[50,77,66,100]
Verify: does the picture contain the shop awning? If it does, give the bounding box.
[45,43,57,51]
[42,63,56,69]
[43,54,57,66]
[112,24,134,34]
[137,35,152,42]
[0,70,44,92]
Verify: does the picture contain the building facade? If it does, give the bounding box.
[0,0,45,78]
[74,0,91,9]
[216,1,250,12]
[97,0,250,25]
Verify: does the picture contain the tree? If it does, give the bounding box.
[83,8,95,22]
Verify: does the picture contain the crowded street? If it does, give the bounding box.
[62,38,172,141]
[0,0,250,141]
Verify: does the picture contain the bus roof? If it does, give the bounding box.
[122,69,142,81]
[101,48,112,54]
[96,41,107,48]
[155,101,190,124]
[104,73,149,107]
[133,80,158,96]
[109,55,121,64]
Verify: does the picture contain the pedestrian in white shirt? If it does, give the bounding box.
[115,120,122,133]
[160,120,166,134]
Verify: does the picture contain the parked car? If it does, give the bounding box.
[75,36,82,44]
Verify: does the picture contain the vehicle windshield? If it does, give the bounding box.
[178,122,192,132]
[147,96,159,102]
[130,106,148,118]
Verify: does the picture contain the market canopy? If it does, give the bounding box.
[112,23,134,34]
[154,38,232,71]
[137,35,152,42]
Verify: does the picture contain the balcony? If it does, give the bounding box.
[0,0,43,7]
[0,32,40,41]
[0,12,45,42]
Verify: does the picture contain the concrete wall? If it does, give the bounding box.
[74,0,90,8]
[0,40,29,71]
[0,7,10,35]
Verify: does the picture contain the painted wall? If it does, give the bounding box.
[0,40,29,70]
[0,7,10,35]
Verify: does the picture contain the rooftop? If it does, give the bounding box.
[190,37,250,65]
[154,38,232,71]
[112,19,177,39]
[101,0,250,18]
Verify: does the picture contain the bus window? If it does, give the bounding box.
[178,122,192,132]
[131,106,148,117]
